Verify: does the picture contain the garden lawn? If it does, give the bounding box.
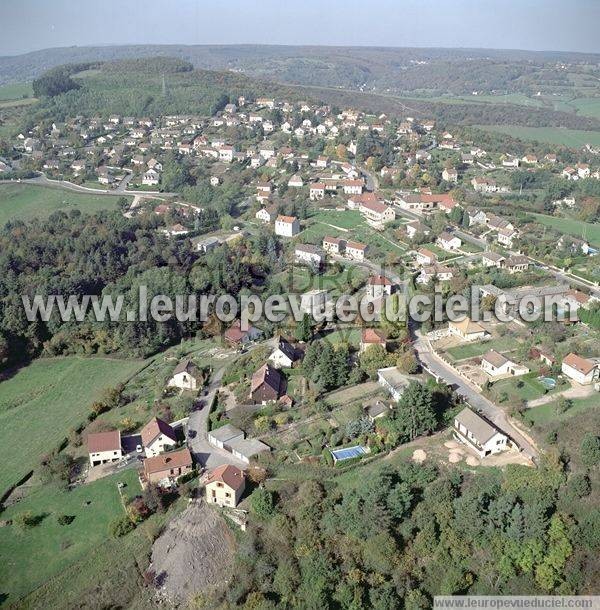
[0,357,145,494]
[0,184,130,225]
[0,468,141,602]
[491,374,553,402]
[446,336,517,361]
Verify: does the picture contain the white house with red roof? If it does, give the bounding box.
[275,215,300,237]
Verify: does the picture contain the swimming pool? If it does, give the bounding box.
[538,376,557,390]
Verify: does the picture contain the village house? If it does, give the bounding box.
[345,240,367,261]
[142,447,193,487]
[377,367,410,401]
[442,167,458,183]
[453,408,508,458]
[255,205,278,224]
[505,255,529,274]
[168,359,204,391]
[449,318,488,342]
[366,275,394,300]
[406,220,430,239]
[561,353,599,385]
[141,417,177,458]
[322,236,345,256]
[359,200,396,226]
[300,289,329,316]
[416,248,437,266]
[309,183,325,202]
[269,336,302,368]
[275,215,300,237]
[497,227,518,248]
[288,174,304,188]
[205,464,246,508]
[142,168,160,186]
[481,251,506,268]
[360,328,387,354]
[416,264,454,284]
[224,319,262,346]
[437,232,462,251]
[87,430,122,467]
[342,179,364,195]
[294,244,324,268]
[481,350,529,379]
[250,363,285,404]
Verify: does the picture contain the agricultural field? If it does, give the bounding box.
[0,468,141,602]
[531,212,600,248]
[477,124,600,148]
[0,357,144,494]
[0,184,130,225]
[0,81,33,101]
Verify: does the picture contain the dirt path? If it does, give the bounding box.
[527,383,594,408]
[150,500,235,606]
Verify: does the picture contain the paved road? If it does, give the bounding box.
[411,328,538,459]
[187,338,277,470]
[0,174,178,198]
[186,365,247,470]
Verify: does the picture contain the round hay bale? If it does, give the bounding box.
[466,456,480,467]
[448,452,462,463]
[444,440,459,449]
[412,449,427,463]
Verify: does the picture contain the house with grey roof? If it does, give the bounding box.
[453,408,508,458]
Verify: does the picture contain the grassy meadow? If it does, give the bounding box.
[0,468,141,602]
[477,124,600,148]
[0,184,130,225]
[531,213,600,248]
[0,357,144,494]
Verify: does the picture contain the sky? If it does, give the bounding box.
[1,0,599,56]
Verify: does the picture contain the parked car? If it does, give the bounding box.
[136,444,143,453]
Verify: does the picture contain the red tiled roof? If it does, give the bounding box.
[141,417,176,447]
[87,430,121,453]
[205,464,245,491]
[563,353,596,376]
[143,447,192,476]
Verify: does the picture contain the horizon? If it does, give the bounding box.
[2,0,599,56]
[4,41,600,60]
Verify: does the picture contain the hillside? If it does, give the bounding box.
[16,56,600,134]
[3,44,600,96]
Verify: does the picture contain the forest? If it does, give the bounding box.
[223,447,600,608]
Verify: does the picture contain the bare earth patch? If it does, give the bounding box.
[150,500,235,606]
[412,449,427,463]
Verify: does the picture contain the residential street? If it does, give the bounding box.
[412,328,539,460]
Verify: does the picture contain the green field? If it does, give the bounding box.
[446,336,517,361]
[0,357,144,494]
[0,82,33,101]
[477,125,600,148]
[0,184,130,225]
[0,468,140,601]
[531,213,600,248]
[523,394,599,427]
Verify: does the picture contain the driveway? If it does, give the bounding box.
[186,338,277,470]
